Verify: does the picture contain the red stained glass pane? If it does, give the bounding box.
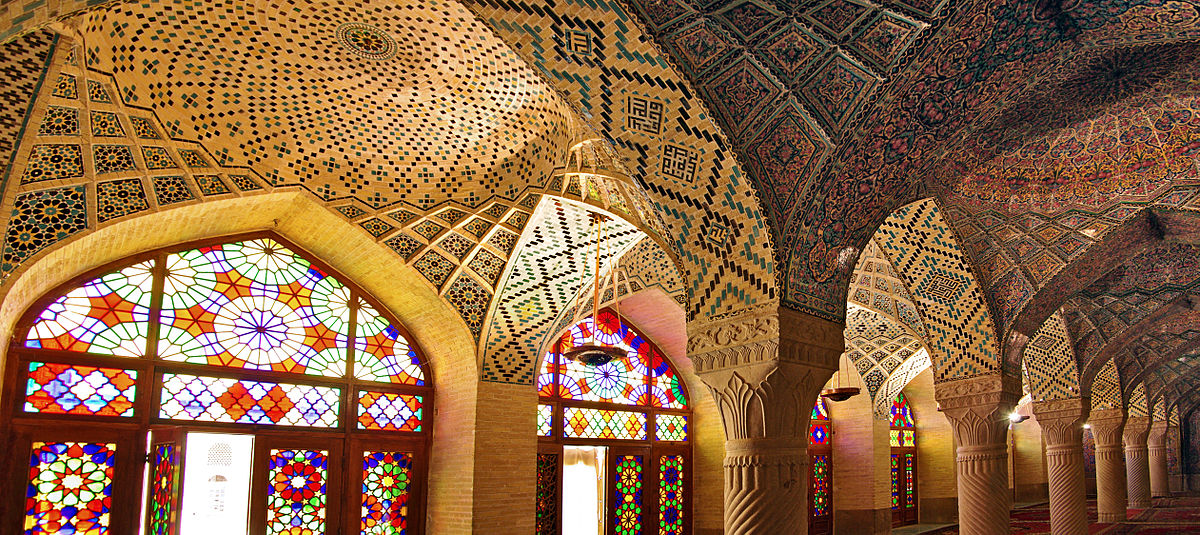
[361,451,411,534]
[26,260,153,357]
[357,391,422,432]
[25,442,116,535]
[24,362,137,417]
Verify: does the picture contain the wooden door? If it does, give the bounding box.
[252,435,343,535]
[607,446,649,535]
[346,437,425,535]
[809,451,833,535]
[145,427,185,535]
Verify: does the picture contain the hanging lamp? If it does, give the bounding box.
[821,355,861,402]
[560,213,626,367]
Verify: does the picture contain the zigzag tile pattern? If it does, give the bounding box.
[873,198,1001,381]
[462,0,777,320]
[1024,312,1081,402]
[1128,382,1148,418]
[848,239,926,337]
[872,348,931,420]
[481,198,644,383]
[1090,359,1123,411]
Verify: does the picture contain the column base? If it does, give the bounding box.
[1098,512,1126,523]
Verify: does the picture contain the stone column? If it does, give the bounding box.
[1090,410,1127,523]
[1032,398,1090,535]
[1148,420,1170,497]
[689,306,841,535]
[936,374,1021,535]
[1123,416,1152,509]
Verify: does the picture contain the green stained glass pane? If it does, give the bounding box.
[658,455,684,534]
[613,455,643,535]
[655,414,688,442]
[267,449,328,535]
[353,299,425,385]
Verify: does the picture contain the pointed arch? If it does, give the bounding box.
[1023,312,1083,402]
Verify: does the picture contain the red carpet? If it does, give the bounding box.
[917,495,1200,534]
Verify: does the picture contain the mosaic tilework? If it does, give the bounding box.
[22,144,83,184]
[1023,313,1081,402]
[96,178,148,222]
[51,74,77,99]
[128,116,159,139]
[843,305,928,404]
[411,220,444,241]
[849,239,927,337]
[193,175,229,196]
[412,250,454,288]
[38,106,79,136]
[228,174,260,191]
[359,218,394,238]
[875,199,1001,381]
[1,185,87,275]
[874,349,932,420]
[151,175,194,206]
[1,31,56,190]
[481,199,644,383]
[94,144,136,173]
[85,0,575,212]
[385,233,422,261]
[465,0,777,320]
[437,233,473,260]
[177,149,208,168]
[444,274,489,339]
[86,80,111,102]
[141,146,176,170]
[468,248,505,287]
[1090,359,1123,411]
[89,111,124,137]
[1128,382,1148,418]
[486,229,518,255]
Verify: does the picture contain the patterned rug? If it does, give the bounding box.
[916,495,1200,534]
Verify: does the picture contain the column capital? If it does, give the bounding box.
[687,304,843,373]
[1033,397,1090,446]
[1124,416,1152,445]
[1089,409,1127,445]
[1148,420,1169,445]
[935,374,1021,447]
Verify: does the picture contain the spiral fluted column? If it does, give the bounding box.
[1033,398,1090,535]
[688,306,841,535]
[937,375,1020,535]
[1091,410,1127,523]
[1148,421,1170,497]
[1123,417,1151,509]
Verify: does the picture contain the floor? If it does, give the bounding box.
[916,494,1200,534]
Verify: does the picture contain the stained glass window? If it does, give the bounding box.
[537,404,552,437]
[890,393,914,428]
[563,407,647,440]
[656,414,687,442]
[905,453,915,506]
[659,455,683,534]
[24,362,137,417]
[267,449,328,535]
[811,454,830,517]
[26,260,153,356]
[149,443,177,535]
[158,239,350,376]
[25,442,116,535]
[543,310,686,409]
[361,451,410,535]
[535,453,558,535]
[357,391,423,431]
[613,455,643,535]
[159,373,340,427]
[891,428,916,447]
[890,454,900,509]
[809,398,830,446]
[354,299,424,385]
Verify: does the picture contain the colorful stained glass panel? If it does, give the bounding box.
[354,299,424,385]
[159,373,340,427]
[26,260,153,356]
[658,455,683,534]
[535,453,559,535]
[357,391,422,431]
[149,443,177,535]
[890,454,900,509]
[811,398,829,421]
[811,454,830,517]
[890,393,914,428]
[158,239,350,376]
[536,352,559,398]
[613,455,643,535]
[537,404,552,437]
[25,442,116,535]
[890,428,916,447]
[361,451,411,535]
[810,421,829,446]
[563,407,647,440]
[24,362,137,416]
[656,414,688,442]
[647,348,686,409]
[905,453,915,507]
[557,312,649,406]
[267,449,327,535]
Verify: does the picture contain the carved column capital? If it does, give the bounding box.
[1033,397,1090,447]
[687,304,843,373]
[1089,409,1127,446]
[936,374,1022,446]
[1123,416,1152,445]
[1148,421,1169,447]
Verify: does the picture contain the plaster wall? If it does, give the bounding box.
[828,359,892,534]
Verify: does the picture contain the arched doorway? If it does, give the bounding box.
[3,235,432,534]
[534,309,691,535]
[809,397,833,535]
[891,392,918,526]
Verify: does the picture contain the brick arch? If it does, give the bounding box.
[1023,312,1083,402]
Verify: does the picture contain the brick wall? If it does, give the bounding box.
[906,367,959,523]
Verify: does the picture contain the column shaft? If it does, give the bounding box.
[1033,398,1089,535]
[1148,422,1170,497]
[1124,417,1151,509]
[937,375,1020,535]
[1091,411,1127,523]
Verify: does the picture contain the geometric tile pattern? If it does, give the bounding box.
[481,198,643,383]
[843,305,926,402]
[1128,382,1148,418]
[96,178,148,223]
[151,175,194,206]
[1,185,87,275]
[1023,313,1082,403]
[1090,359,1123,412]
[874,199,1002,381]
[848,239,926,337]
[873,348,932,420]
[464,0,777,320]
